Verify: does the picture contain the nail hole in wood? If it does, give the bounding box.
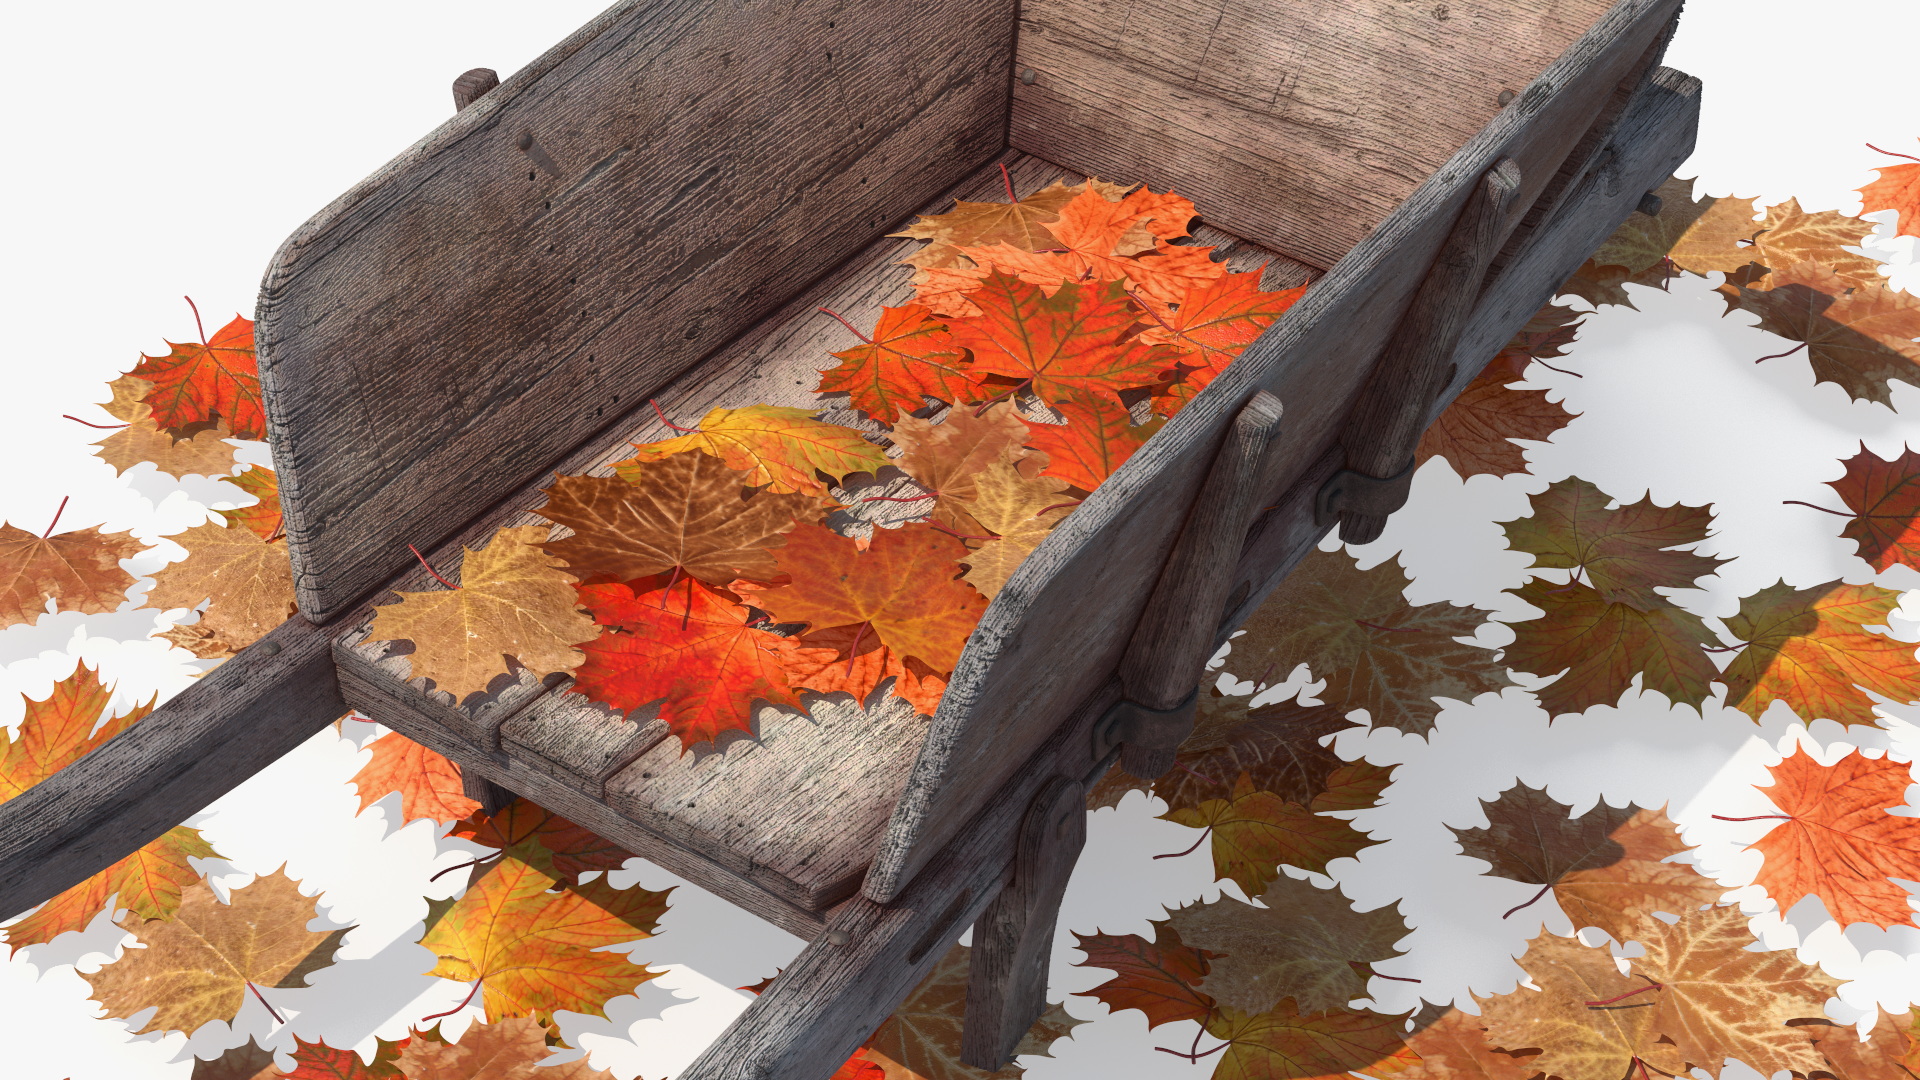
[1019,68,1037,84]
[825,928,851,945]
[256,641,283,655]
[1496,88,1515,106]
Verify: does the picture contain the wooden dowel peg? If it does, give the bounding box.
[453,68,499,112]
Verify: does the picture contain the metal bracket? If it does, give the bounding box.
[1092,686,1199,780]
[1313,456,1417,533]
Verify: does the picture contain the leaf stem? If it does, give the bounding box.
[659,564,683,611]
[421,978,484,1023]
[184,295,209,348]
[1154,826,1212,860]
[999,161,1016,202]
[1700,643,1747,653]
[1585,975,1663,1007]
[1155,1038,1228,1063]
[816,307,873,344]
[62,414,129,429]
[1502,882,1555,920]
[927,522,998,542]
[430,851,502,883]
[650,399,699,433]
[42,495,70,539]
[1868,142,1920,164]
[1530,359,1584,378]
[408,544,458,590]
[1782,499,1855,518]
[1354,619,1419,633]
[1036,501,1083,516]
[846,620,869,678]
[1173,760,1210,783]
[246,981,285,1024]
[1756,342,1808,364]
[1712,813,1791,822]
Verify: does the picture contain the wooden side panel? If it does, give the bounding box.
[866,0,1685,904]
[259,0,1020,624]
[1010,0,1616,269]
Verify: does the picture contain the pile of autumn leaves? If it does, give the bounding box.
[364,174,1309,750]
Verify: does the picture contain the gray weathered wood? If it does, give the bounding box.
[258,0,1022,624]
[0,617,346,923]
[961,775,1086,1069]
[501,687,669,799]
[1326,157,1525,545]
[1220,66,1702,639]
[461,771,516,816]
[866,0,1686,904]
[1011,0,1616,268]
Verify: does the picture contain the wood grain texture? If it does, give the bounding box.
[0,618,346,923]
[866,0,1686,904]
[1221,66,1702,639]
[1010,0,1616,268]
[258,0,1021,624]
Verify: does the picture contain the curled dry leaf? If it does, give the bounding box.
[367,525,596,702]
[0,517,143,627]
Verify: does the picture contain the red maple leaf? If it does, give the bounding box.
[1025,390,1162,491]
[1072,924,1218,1029]
[814,303,978,420]
[1737,746,1920,929]
[944,271,1178,405]
[1819,441,1920,572]
[128,311,265,440]
[571,576,797,750]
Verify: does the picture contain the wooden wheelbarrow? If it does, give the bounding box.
[0,0,1700,1075]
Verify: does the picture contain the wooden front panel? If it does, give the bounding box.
[1010,0,1616,270]
[259,0,1019,624]
[866,0,1683,903]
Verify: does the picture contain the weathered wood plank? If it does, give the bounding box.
[0,617,346,923]
[1010,0,1616,268]
[866,0,1686,904]
[502,688,669,799]
[259,0,1023,624]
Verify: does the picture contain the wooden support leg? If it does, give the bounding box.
[961,776,1086,1068]
[461,768,515,816]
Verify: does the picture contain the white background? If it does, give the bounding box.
[2,1,1919,1077]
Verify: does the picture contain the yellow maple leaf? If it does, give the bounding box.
[146,521,295,648]
[619,406,890,494]
[949,461,1074,600]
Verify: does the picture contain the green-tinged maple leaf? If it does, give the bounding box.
[865,942,1083,1080]
[1820,442,1920,573]
[1626,905,1841,1078]
[1501,579,1719,717]
[1162,773,1374,895]
[1309,761,1396,815]
[943,272,1178,405]
[214,466,282,542]
[1501,477,1726,611]
[128,313,266,440]
[1737,747,1920,930]
[1718,261,1920,407]
[1088,692,1360,814]
[572,576,796,750]
[1166,876,1408,1014]
[536,457,817,587]
[815,303,978,420]
[1204,1001,1421,1080]
[621,405,890,494]
[1071,923,1217,1030]
[1451,787,1722,941]
[0,515,143,627]
[82,869,347,1036]
[1588,176,1720,274]
[1024,389,1161,492]
[1228,548,1512,737]
[1556,258,1679,310]
[1475,932,1686,1080]
[1415,367,1576,479]
[422,840,670,1025]
[1718,579,1920,726]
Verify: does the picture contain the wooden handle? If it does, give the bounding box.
[1330,158,1525,544]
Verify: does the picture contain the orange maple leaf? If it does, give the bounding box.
[1859,142,1920,239]
[772,622,948,717]
[571,576,796,750]
[1024,389,1162,491]
[215,465,283,542]
[814,303,978,420]
[0,511,144,627]
[127,312,265,440]
[944,272,1178,406]
[1072,923,1218,1029]
[752,522,987,673]
[280,1033,409,1080]
[350,732,482,824]
[1133,266,1307,364]
[1719,579,1920,726]
[1737,747,1920,929]
[1818,441,1920,573]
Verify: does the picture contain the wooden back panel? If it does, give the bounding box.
[258,0,1020,624]
[1010,0,1617,270]
[865,0,1682,903]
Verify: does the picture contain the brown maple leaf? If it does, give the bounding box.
[450,797,634,887]
[1071,922,1217,1031]
[1476,931,1686,1080]
[1416,367,1576,479]
[1626,904,1841,1078]
[1204,1001,1421,1080]
[952,461,1075,600]
[0,511,142,627]
[865,942,1083,1080]
[1588,176,1722,274]
[1089,691,1361,815]
[90,374,239,479]
[1719,579,1920,727]
[1162,772,1375,895]
[1556,258,1680,310]
[146,520,296,647]
[1166,875,1409,1014]
[1800,1007,1920,1080]
[190,1037,283,1080]
[536,458,816,587]
[396,1016,617,1079]
[1451,786,1722,940]
[368,525,597,702]
[1228,548,1512,737]
[82,869,348,1036]
[1501,477,1726,611]
[1818,441,1920,573]
[1384,1004,1542,1080]
[890,401,1041,538]
[1736,746,1920,930]
[1501,580,1719,717]
[1672,196,1882,283]
[1718,260,1920,407]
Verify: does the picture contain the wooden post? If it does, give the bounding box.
[461,769,515,816]
[961,776,1086,1068]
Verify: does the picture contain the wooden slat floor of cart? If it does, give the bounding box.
[331,148,1321,926]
